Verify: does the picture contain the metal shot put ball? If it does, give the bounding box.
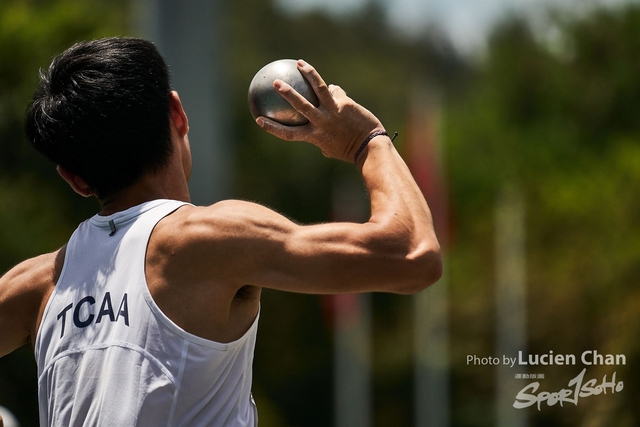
[248,59,319,126]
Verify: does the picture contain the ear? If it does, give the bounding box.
[56,166,93,197]
[169,91,189,138]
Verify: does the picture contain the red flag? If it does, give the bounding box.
[404,93,453,250]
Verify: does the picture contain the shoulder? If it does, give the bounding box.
[148,200,297,282]
[156,200,297,245]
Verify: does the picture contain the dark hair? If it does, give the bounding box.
[25,37,173,199]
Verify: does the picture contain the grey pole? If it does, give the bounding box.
[135,0,232,205]
[334,293,372,427]
[495,185,528,427]
[409,86,450,427]
[332,177,372,427]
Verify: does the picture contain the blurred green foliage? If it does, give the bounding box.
[0,0,639,426]
[447,7,640,426]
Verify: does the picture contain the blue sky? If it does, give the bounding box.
[276,0,635,54]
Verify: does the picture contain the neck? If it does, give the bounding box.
[98,170,190,216]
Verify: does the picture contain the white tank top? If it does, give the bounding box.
[35,199,259,427]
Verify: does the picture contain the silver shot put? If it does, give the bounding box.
[248,59,319,126]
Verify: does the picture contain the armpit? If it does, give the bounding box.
[234,285,260,301]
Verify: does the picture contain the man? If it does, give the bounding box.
[0,37,441,426]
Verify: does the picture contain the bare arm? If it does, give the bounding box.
[171,61,441,295]
[0,251,60,357]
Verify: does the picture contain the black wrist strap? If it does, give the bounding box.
[353,130,398,164]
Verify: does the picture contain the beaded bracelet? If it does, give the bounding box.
[353,130,398,164]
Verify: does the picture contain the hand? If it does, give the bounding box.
[256,60,385,163]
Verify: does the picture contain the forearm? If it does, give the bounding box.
[356,133,442,290]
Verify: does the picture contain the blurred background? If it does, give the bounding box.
[1,0,639,426]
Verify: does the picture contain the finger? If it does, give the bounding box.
[256,116,308,142]
[273,80,318,121]
[328,84,347,99]
[296,60,334,107]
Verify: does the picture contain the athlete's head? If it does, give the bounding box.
[25,37,174,200]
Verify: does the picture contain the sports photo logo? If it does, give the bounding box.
[467,350,626,410]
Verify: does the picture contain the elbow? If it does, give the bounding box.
[396,240,443,295]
